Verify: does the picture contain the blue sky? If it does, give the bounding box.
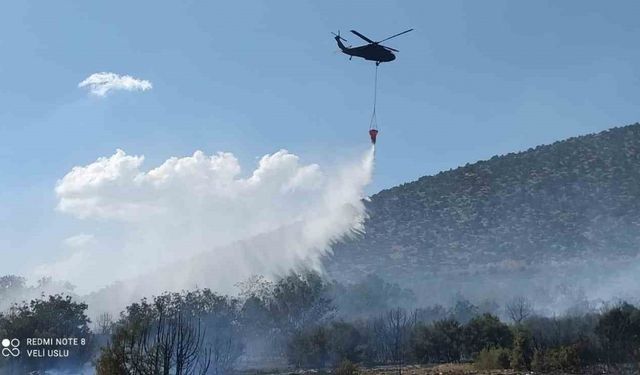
[1,1,640,276]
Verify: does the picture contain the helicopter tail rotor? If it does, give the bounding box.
[331,30,348,43]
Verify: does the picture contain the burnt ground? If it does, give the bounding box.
[245,363,637,375]
[360,364,515,374]
[359,364,634,375]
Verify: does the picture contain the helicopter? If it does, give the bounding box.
[333,29,413,65]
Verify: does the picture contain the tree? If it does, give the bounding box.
[329,275,415,318]
[524,314,599,352]
[97,296,212,375]
[449,298,479,324]
[595,302,640,365]
[0,294,92,373]
[240,272,334,363]
[378,308,415,374]
[96,290,242,375]
[0,275,27,311]
[0,275,26,293]
[411,319,463,363]
[360,317,387,364]
[414,305,448,324]
[286,325,329,368]
[477,299,500,316]
[463,313,512,357]
[235,275,273,302]
[96,312,114,335]
[327,321,364,364]
[510,327,533,370]
[267,271,334,335]
[505,296,533,324]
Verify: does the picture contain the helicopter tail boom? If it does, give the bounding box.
[334,36,348,51]
[332,31,349,51]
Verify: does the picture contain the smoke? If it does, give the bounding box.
[33,147,374,310]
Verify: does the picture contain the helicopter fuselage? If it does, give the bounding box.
[336,38,395,63]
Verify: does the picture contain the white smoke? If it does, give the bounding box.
[35,147,374,308]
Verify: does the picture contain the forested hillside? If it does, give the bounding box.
[329,123,640,301]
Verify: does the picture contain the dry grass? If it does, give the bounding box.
[358,364,520,375]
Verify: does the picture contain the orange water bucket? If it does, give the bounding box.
[369,129,378,144]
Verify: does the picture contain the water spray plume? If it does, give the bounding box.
[33,146,375,313]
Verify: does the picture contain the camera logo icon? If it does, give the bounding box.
[1,338,20,357]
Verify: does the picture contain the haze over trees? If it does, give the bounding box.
[329,123,640,306]
[1,271,640,374]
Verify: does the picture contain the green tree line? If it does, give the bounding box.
[1,272,640,374]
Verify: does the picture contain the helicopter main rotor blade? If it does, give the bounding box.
[378,28,414,43]
[382,45,399,52]
[350,30,375,44]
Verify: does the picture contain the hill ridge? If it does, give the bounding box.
[328,123,640,295]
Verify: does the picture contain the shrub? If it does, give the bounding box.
[334,359,359,375]
[548,345,581,372]
[510,327,533,370]
[327,321,364,364]
[531,345,581,373]
[530,349,546,372]
[474,347,511,370]
[287,326,329,368]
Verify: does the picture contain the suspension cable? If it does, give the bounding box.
[369,64,379,130]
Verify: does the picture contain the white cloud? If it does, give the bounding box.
[63,233,96,248]
[78,72,152,96]
[43,147,374,300]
